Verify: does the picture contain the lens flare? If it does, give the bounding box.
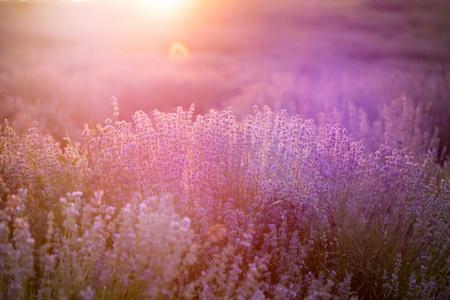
[168,42,190,62]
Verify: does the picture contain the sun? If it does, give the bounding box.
[138,0,190,14]
[153,0,186,11]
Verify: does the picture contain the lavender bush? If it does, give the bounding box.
[0,100,449,299]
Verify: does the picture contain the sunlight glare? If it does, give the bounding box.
[139,0,190,15]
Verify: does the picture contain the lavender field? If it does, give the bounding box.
[1,0,449,299]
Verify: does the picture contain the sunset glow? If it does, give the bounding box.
[1,0,449,298]
[137,0,191,16]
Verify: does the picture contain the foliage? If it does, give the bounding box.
[0,102,449,299]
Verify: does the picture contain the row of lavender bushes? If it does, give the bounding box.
[1,98,449,299]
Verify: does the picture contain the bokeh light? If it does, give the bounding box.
[168,42,190,62]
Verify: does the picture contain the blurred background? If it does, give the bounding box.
[0,0,449,160]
